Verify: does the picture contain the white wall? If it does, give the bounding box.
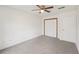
[76,6,79,51]
[42,9,77,43]
[0,6,42,50]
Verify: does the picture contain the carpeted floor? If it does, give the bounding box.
[0,35,78,54]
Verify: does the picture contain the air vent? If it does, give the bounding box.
[58,6,65,9]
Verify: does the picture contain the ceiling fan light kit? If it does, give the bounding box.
[40,10,44,13]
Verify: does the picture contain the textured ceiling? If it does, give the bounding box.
[7,5,77,17]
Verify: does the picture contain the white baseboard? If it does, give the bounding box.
[0,34,41,50]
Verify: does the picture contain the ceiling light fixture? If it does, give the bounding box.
[40,10,44,13]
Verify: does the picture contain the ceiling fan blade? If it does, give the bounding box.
[44,10,50,13]
[45,6,53,9]
[36,5,42,9]
[36,5,46,9]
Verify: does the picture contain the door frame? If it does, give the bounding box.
[44,18,58,38]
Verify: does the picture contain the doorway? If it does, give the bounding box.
[44,18,58,38]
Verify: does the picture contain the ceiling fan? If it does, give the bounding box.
[32,5,54,13]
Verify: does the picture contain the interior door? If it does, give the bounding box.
[45,19,57,37]
[60,12,76,42]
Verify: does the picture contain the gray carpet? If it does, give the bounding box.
[0,35,78,54]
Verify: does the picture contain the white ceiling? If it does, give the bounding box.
[7,5,77,17]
